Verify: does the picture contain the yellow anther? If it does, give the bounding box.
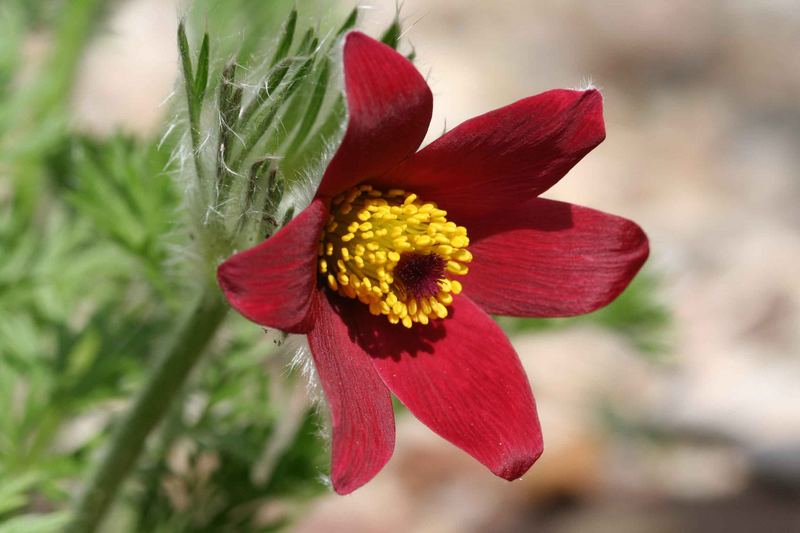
[392,301,405,316]
[421,299,432,315]
[327,274,338,291]
[318,185,471,327]
[447,261,467,275]
[437,244,453,255]
[454,249,472,262]
[451,235,469,248]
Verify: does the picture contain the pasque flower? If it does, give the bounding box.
[217,32,648,494]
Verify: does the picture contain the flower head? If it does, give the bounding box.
[217,32,649,494]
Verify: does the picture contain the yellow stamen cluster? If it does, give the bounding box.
[318,185,472,328]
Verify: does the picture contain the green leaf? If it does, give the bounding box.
[0,512,69,533]
[337,7,358,36]
[237,56,295,132]
[0,472,40,515]
[280,205,295,227]
[177,21,194,97]
[267,167,284,208]
[286,95,345,177]
[381,18,401,49]
[192,32,210,106]
[270,7,297,66]
[234,53,316,170]
[218,62,238,128]
[285,56,330,156]
[295,27,314,56]
[217,61,242,191]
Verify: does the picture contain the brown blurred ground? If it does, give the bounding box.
[72,0,800,531]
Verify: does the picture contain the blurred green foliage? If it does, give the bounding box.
[0,1,668,532]
[1,1,334,531]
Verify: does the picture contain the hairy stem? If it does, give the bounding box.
[63,287,228,533]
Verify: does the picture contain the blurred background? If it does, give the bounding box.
[2,0,799,532]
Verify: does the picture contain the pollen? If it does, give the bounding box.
[319,184,471,328]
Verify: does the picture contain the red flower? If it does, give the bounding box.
[217,32,648,494]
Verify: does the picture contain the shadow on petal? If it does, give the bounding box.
[326,291,448,360]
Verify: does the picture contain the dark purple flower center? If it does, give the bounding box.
[394,252,447,299]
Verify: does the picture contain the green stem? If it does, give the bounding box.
[63,287,228,533]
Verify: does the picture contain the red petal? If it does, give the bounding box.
[216,200,327,333]
[333,295,543,480]
[464,198,649,317]
[315,31,433,199]
[307,290,396,494]
[376,89,604,224]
